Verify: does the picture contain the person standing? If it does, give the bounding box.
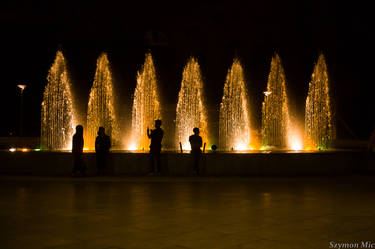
[189,127,203,175]
[95,127,111,175]
[72,125,86,176]
[147,120,164,175]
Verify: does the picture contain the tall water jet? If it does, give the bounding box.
[130,52,161,150]
[219,59,251,150]
[305,54,335,149]
[176,57,208,150]
[86,53,119,149]
[41,50,76,150]
[261,54,290,148]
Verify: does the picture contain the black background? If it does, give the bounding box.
[1,0,373,141]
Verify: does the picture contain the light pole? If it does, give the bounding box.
[17,84,27,136]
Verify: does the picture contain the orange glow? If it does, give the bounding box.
[180,142,191,151]
[127,142,138,151]
[290,140,303,151]
[21,148,29,152]
[288,131,303,151]
[234,142,249,151]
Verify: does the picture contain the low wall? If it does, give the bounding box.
[0,151,374,176]
[0,137,40,149]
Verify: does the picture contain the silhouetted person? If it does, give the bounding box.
[189,127,203,175]
[147,120,163,175]
[72,125,86,176]
[95,127,111,175]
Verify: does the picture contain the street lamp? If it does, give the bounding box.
[17,84,27,136]
[263,91,272,96]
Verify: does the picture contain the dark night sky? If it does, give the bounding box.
[0,0,373,140]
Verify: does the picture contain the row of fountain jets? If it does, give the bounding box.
[41,51,335,151]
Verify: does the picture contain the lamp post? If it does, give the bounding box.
[17,85,27,136]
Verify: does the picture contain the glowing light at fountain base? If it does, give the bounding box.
[232,142,252,151]
[287,126,303,151]
[289,138,303,151]
[126,140,139,151]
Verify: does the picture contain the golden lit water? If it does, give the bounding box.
[40,51,334,152]
[219,59,251,150]
[86,53,119,149]
[130,53,161,150]
[41,51,76,150]
[305,54,335,149]
[176,57,208,150]
[262,54,290,148]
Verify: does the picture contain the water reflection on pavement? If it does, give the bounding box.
[1,176,374,249]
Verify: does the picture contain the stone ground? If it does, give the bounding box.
[0,176,374,249]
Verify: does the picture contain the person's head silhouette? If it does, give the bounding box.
[76,125,83,135]
[193,127,199,135]
[155,120,162,129]
[98,127,105,136]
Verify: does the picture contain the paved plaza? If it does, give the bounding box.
[1,176,374,249]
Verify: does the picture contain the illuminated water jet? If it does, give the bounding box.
[305,54,335,149]
[176,57,208,150]
[86,53,119,149]
[219,59,251,150]
[39,51,337,153]
[261,54,290,148]
[130,52,161,150]
[41,50,76,150]
[287,125,303,151]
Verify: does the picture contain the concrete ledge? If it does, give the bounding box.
[0,151,374,176]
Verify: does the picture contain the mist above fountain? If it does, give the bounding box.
[305,54,335,149]
[41,51,76,150]
[176,57,208,150]
[219,59,251,151]
[86,53,119,149]
[130,52,161,150]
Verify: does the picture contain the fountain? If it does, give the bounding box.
[86,53,119,149]
[219,59,251,151]
[41,51,76,150]
[176,57,208,150]
[37,50,339,153]
[305,54,335,149]
[130,52,161,150]
[261,54,290,148]
[41,51,75,150]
